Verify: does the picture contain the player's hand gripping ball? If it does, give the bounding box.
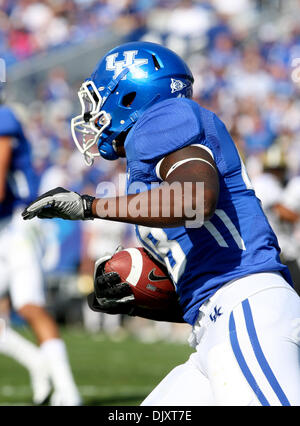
[105,247,176,309]
[89,247,177,314]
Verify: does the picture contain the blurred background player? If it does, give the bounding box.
[0,99,81,406]
[281,174,300,294]
[252,144,300,294]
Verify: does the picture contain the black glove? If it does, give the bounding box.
[87,258,136,315]
[22,187,95,220]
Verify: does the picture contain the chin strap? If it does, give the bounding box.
[98,139,119,160]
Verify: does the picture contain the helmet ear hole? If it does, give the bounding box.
[121,92,136,107]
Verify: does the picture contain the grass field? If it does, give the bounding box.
[0,326,193,406]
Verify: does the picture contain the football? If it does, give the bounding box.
[104,247,177,309]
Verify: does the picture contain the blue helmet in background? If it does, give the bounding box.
[71,41,194,165]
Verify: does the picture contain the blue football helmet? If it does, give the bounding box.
[71,41,194,165]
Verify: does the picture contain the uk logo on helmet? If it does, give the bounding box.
[106,50,148,80]
[170,78,187,93]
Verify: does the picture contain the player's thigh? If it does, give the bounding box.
[207,286,300,406]
[8,216,45,310]
[141,357,215,406]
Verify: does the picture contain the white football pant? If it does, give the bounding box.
[141,272,300,406]
[0,210,81,405]
[0,210,45,309]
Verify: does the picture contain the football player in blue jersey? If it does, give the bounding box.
[0,101,81,405]
[23,42,300,406]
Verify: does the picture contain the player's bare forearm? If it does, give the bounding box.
[91,192,184,227]
[273,203,300,224]
[92,154,219,228]
[22,146,219,226]
[91,182,215,228]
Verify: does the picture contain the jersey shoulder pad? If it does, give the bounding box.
[125,97,204,162]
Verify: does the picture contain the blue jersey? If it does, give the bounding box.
[125,98,292,325]
[0,105,39,218]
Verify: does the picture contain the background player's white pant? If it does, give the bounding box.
[0,210,81,405]
[0,210,45,309]
[141,272,300,406]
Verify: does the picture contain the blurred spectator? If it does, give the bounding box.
[0,0,148,62]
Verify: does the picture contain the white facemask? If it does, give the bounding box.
[71,80,111,166]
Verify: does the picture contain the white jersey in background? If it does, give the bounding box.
[252,172,300,262]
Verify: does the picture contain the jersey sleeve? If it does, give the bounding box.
[0,106,22,137]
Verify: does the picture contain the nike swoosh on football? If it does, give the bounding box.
[148,268,168,282]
